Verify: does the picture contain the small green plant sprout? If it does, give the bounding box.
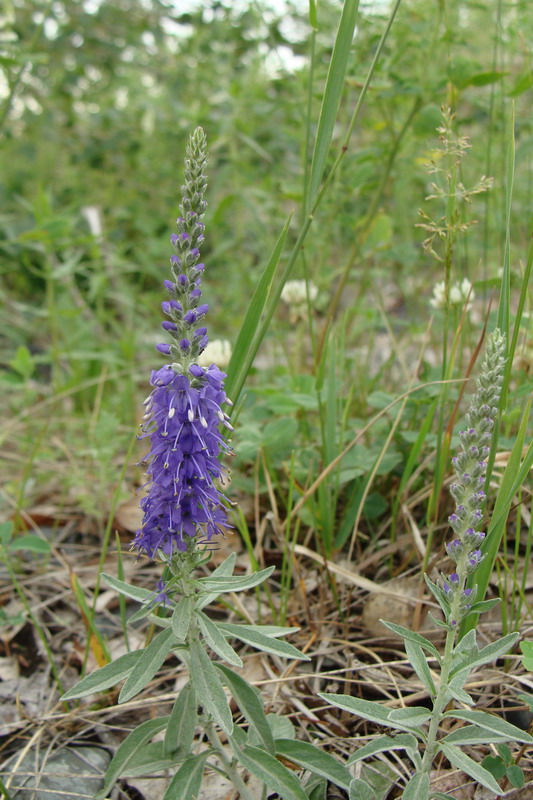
[319,329,533,799]
[60,131,352,800]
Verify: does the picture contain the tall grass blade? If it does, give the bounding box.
[308,0,360,206]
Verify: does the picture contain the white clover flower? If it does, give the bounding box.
[198,339,232,368]
[429,281,446,309]
[281,279,318,307]
[430,278,475,311]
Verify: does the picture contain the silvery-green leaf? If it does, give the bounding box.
[305,776,327,800]
[239,624,301,639]
[231,742,309,800]
[274,739,352,790]
[443,709,533,744]
[427,611,451,630]
[171,595,194,641]
[404,639,436,696]
[466,598,501,615]
[163,752,209,800]
[388,707,431,729]
[443,724,509,746]
[120,741,176,777]
[438,741,502,793]
[431,794,456,799]
[198,612,243,667]
[189,638,233,734]
[118,627,176,703]
[349,777,376,800]
[128,601,161,625]
[446,683,475,706]
[380,621,440,659]
[423,574,450,612]
[102,573,159,604]
[94,717,169,798]
[196,552,237,610]
[346,733,420,767]
[214,662,274,753]
[61,651,142,700]
[267,712,295,740]
[318,694,421,736]
[450,632,518,677]
[402,771,430,800]
[197,566,275,593]
[164,682,197,757]
[147,613,172,628]
[218,623,309,660]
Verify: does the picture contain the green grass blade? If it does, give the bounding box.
[308,0,360,205]
[224,215,291,405]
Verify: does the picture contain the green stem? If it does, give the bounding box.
[204,720,257,800]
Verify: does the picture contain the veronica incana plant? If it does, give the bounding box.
[320,329,533,800]
[61,130,355,800]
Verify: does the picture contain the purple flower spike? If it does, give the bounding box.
[134,127,232,562]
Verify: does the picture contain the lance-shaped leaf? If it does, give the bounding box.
[171,595,195,641]
[443,724,510,746]
[121,741,176,777]
[198,612,243,667]
[349,777,376,800]
[318,694,422,736]
[95,717,169,799]
[402,772,430,800]
[232,742,309,800]
[443,709,533,745]
[197,566,274,594]
[274,739,352,790]
[102,573,163,604]
[218,623,309,660]
[119,627,176,703]
[388,706,431,730]
[380,621,440,659]
[189,637,233,734]
[164,682,198,757]
[196,552,237,610]
[405,639,436,696]
[450,632,518,677]
[215,662,274,753]
[439,741,502,794]
[163,752,209,800]
[346,733,420,767]
[61,651,142,700]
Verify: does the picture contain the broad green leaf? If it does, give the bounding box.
[438,741,502,794]
[443,709,533,745]
[218,623,309,661]
[380,621,440,658]
[171,595,194,641]
[119,627,176,703]
[8,534,51,553]
[197,566,274,593]
[318,694,419,736]
[196,552,237,610]
[506,764,525,788]
[163,752,209,800]
[405,639,436,696]
[102,573,155,604]
[274,739,351,790]
[189,638,233,734]
[308,0,360,204]
[232,743,308,800]
[61,651,142,700]
[95,717,169,798]
[450,632,518,677]
[482,755,507,780]
[0,521,14,545]
[164,682,197,757]
[388,706,431,729]
[215,662,274,753]
[349,777,376,800]
[402,771,430,800]
[198,612,243,667]
[346,734,420,768]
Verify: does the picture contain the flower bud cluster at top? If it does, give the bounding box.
[134,128,233,562]
[442,329,506,626]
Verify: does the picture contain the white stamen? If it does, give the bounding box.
[168,407,175,419]
[188,409,194,422]
[200,416,208,428]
